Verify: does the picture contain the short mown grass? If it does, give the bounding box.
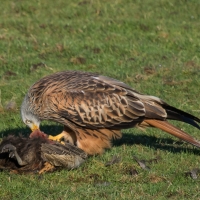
[0,0,200,199]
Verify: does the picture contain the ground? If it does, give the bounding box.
[0,0,200,199]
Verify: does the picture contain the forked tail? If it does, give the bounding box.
[144,119,200,148]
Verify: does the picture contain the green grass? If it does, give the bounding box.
[0,0,200,199]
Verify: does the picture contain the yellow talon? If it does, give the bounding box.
[48,132,66,143]
[48,130,76,145]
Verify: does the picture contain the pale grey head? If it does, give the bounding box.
[21,95,41,131]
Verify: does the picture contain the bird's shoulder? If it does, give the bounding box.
[29,71,134,97]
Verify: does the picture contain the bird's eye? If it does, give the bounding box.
[25,120,32,124]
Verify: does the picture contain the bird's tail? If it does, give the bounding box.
[144,119,200,148]
[163,104,200,130]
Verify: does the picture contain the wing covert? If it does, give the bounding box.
[44,74,146,129]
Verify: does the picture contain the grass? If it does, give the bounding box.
[0,0,200,199]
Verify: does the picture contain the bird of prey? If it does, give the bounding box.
[21,71,200,155]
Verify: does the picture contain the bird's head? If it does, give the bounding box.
[21,96,41,131]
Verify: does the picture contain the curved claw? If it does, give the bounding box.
[1,144,16,154]
[1,144,27,166]
[48,133,66,143]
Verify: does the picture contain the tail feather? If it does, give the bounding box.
[164,104,200,129]
[144,119,200,148]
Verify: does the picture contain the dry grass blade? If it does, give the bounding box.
[3,71,17,79]
[185,168,200,179]
[126,167,139,176]
[94,181,111,187]
[133,155,150,170]
[133,155,161,170]
[148,156,161,164]
[30,63,46,72]
[70,57,86,65]
[105,155,121,166]
[4,99,17,111]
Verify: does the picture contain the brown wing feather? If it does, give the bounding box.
[41,142,87,169]
[27,71,200,155]
[29,71,146,129]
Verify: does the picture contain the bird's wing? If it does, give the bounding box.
[40,72,148,129]
[28,71,200,153]
[41,142,87,169]
[28,71,200,130]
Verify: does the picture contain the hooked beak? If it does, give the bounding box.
[31,124,39,131]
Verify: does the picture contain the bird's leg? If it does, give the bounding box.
[1,144,28,166]
[39,162,55,174]
[48,132,66,143]
[48,126,77,145]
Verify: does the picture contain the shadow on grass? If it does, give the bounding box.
[0,125,63,138]
[113,132,200,155]
[1,125,200,155]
